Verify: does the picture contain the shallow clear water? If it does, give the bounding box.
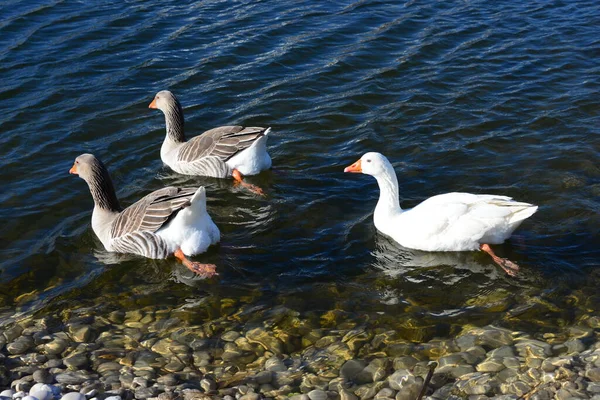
[0,0,599,338]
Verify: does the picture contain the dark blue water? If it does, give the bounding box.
[0,0,599,336]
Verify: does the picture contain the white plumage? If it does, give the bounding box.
[345,152,537,275]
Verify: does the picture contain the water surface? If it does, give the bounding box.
[0,0,599,338]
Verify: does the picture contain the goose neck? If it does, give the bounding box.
[86,165,122,213]
[374,168,402,217]
[163,101,186,143]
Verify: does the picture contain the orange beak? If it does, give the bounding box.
[69,164,78,175]
[344,159,362,173]
[148,98,157,109]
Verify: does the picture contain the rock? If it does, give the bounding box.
[339,389,358,400]
[374,388,394,399]
[392,357,417,371]
[55,372,93,385]
[500,381,531,397]
[44,338,68,356]
[307,390,327,400]
[133,387,158,399]
[200,378,216,393]
[7,337,35,355]
[564,339,585,354]
[29,384,53,400]
[341,360,367,381]
[68,325,93,343]
[32,370,53,384]
[587,368,600,382]
[221,331,240,342]
[60,393,86,400]
[246,328,284,354]
[63,353,88,370]
[21,396,38,400]
[455,372,492,395]
[156,374,178,387]
[0,390,14,399]
[265,357,287,372]
[239,394,260,400]
[487,346,516,358]
[4,325,24,342]
[355,358,389,384]
[514,339,552,359]
[254,371,273,385]
[354,381,386,400]
[476,358,505,373]
[475,326,514,347]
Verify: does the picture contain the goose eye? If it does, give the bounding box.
[366,159,371,163]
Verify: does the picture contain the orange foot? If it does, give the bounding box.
[480,244,519,277]
[174,248,217,278]
[232,169,265,197]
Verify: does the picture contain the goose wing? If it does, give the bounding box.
[177,126,268,163]
[110,186,197,239]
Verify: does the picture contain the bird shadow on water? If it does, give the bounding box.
[365,234,545,315]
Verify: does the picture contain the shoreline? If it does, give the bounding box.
[1,304,600,400]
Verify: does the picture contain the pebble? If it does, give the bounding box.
[60,393,86,400]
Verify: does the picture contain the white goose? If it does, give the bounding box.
[344,152,538,276]
[70,154,220,277]
[148,90,272,195]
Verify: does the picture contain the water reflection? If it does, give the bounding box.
[371,234,502,282]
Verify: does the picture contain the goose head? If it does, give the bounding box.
[148,90,180,112]
[344,152,393,177]
[69,153,103,181]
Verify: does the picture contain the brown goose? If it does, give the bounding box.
[148,90,272,195]
[70,153,220,277]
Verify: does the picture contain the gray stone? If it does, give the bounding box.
[4,325,24,342]
[32,370,53,384]
[156,374,178,387]
[476,358,505,373]
[221,331,240,342]
[455,372,492,395]
[392,357,417,371]
[7,337,35,355]
[355,358,389,384]
[307,390,327,400]
[60,393,86,400]
[354,381,386,400]
[29,384,53,400]
[254,371,272,385]
[374,388,394,399]
[514,339,552,359]
[265,357,286,372]
[587,368,600,382]
[55,372,92,385]
[500,381,531,397]
[239,393,260,400]
[44,339,68,356]
[0,390,14,399]
[246,328,284,354]
[564,339,585,354]
[63,353,88,370]
[340,360,367,381]
[487,346,516,358]
[339,389,358,400]
[476,327,514,347]
[133,387,157,399]
[387,370,412,391]
[392,376,421,400]
[21,396,38,400]
[200,378,216,393]
[68,325,93,343]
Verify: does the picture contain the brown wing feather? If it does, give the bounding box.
[177,126,268,163]
[110,187,197,239]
